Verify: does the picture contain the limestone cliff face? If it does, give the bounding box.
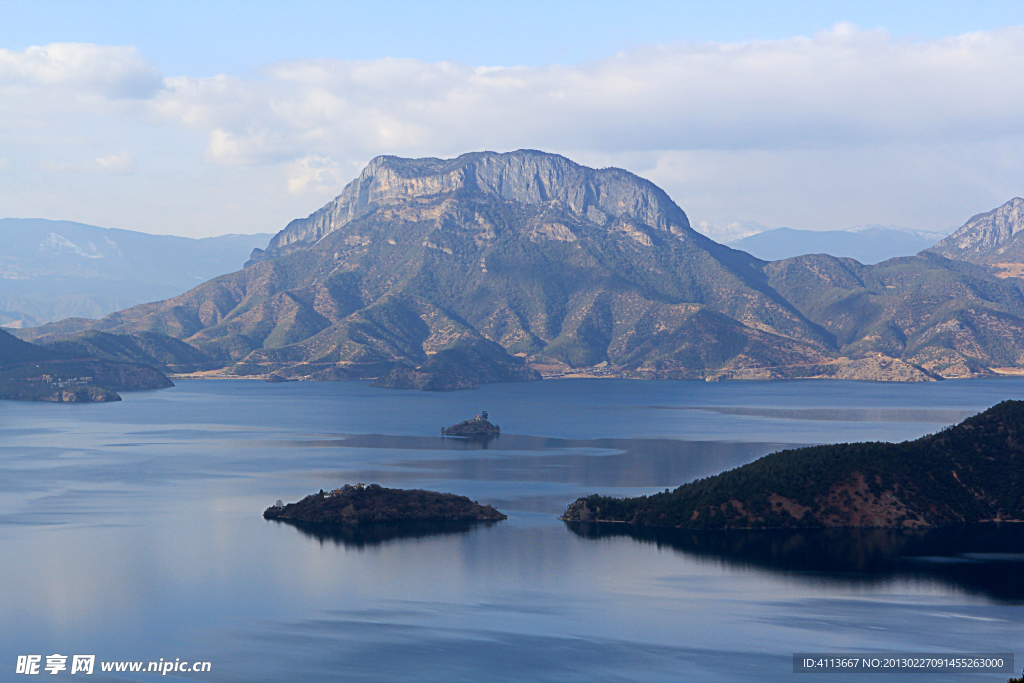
[254,150,693,259]
[930,197,1024,264]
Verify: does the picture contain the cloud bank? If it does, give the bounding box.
[0,42,161,103]
[2,25,1023,237]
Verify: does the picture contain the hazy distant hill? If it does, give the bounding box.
[0,218,272,326]
[17,151,1024,382]
[0,328,174,401]
[928,198,1024,278]
[1,323,218,374]
[43,330,218,373]
[0,327,58,364]
[732,225,950,264]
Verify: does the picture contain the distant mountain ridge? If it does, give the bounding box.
[693,220,767,244]
[15,151,1024,382]
[0,218,272,326]
[732,225,950,264]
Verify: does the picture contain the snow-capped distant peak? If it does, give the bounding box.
[41,233,104,259]
[844,224,952,240]
[693,220,770,244]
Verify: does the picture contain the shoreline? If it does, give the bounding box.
[166,371,1006,383]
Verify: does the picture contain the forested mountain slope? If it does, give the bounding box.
[563,400,1024,529]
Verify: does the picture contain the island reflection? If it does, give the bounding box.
[565,521,1024,602]
[269,517,501,549]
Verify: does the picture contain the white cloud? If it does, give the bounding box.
[0,157,9,173]
[41,151,136,175]
[92,151,136,174]
[3,28,1024,236]
[141,25,1024,167]
[0,43,162,102]
[284,155,343,195]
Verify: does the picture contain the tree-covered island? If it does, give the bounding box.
[264,484,506,524]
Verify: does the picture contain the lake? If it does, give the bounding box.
[2,378,1023,682]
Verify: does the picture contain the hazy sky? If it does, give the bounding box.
[2,0,1024,238]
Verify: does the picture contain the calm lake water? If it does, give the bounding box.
[2,378,1023,682]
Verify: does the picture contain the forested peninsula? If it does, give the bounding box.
[563,401,1024,529]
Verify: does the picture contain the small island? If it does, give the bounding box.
[442,410,500,437]
[563,400,1024,530]
[264,483,507,524]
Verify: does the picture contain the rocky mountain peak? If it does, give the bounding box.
[930,197,1024,263]
[254,150,693,260]
[21,151,1024,386]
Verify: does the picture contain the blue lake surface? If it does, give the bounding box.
[2,378,1023,682]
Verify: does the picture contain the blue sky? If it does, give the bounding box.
[2,1,1024,239]
[5,1,1024,74]
[5,0,1024,75]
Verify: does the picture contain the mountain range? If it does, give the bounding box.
[12,152,1024,385]
[731,225,950,264]
[0,218,271,327]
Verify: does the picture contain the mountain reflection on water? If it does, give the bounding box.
[268,518,502,548]
[566,521,1024,602]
